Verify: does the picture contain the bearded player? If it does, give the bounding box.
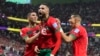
[20,11,40,56]
[34,4,61,56]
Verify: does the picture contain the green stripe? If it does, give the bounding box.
[23,36,28,40]
[69,34,76,40]
[55,27,60,32]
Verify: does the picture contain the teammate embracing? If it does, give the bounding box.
[58,14,88,56]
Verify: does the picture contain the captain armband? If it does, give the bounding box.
[23,36,29,41]
[69,34,76,40]
[60,27,64,32]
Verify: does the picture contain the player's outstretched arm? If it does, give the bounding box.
[61,31,76,42]
[56,18,76,42]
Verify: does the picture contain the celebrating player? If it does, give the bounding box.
[20,11,40,56]
[34,3,61,56]
[59,14,88,56]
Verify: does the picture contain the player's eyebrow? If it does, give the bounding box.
[41,7,44,9]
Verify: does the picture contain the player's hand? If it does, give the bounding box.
[33,31,40,39]
[56,18,61,24]
[34,46,40,53]
[56,18,61,27]
[50,54,54,56]
[56,18,63,32]
[36,31,40,35]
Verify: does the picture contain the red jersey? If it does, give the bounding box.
[70,26,88,56]
[20,25,40,56]
[38,16,61,55]
[0,47,3,55]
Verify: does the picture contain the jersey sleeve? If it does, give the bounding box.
[20,28,27,38]
[70,28,80,38]
[50,18,61,55]
[50,18,60,31]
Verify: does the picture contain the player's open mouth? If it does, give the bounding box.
[39,12,42,15]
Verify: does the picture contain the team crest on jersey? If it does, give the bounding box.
[74,28,80,33]
[52,22,58,29]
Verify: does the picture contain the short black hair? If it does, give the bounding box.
[27,11,37,18]
[27,8,37,17]
[40,3,51,10]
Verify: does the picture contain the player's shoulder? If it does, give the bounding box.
[48,16,56,23]
[74,26,83,32]
[49,16,56,20]
[80,26,86,30]
[21,27,29,31]
[77,25,86,32]
[49,16,55,18]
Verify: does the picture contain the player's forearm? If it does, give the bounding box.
[61,32,71,42]
[26,32,40,43]
[51,32,61,55]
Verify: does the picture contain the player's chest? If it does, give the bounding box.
[27,28,38,37]
[40,24,53,35]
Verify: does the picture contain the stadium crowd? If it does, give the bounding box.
[0,36,24,56]
[0,0,100,56]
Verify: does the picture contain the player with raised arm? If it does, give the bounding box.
[58,14,88,56]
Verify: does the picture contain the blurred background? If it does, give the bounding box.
[0,0,100,56]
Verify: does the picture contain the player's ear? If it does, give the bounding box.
[75,17,80,23]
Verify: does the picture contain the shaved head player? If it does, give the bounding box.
[58,14,88,56]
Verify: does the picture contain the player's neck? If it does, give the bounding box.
[29,23,36,28]
[43,14,49,22]
[46,14,49,19]
[75,23,81,27]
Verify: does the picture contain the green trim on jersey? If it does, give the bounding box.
[55,27,60,32]
[23,36,29,41]
[69,34,76,40]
